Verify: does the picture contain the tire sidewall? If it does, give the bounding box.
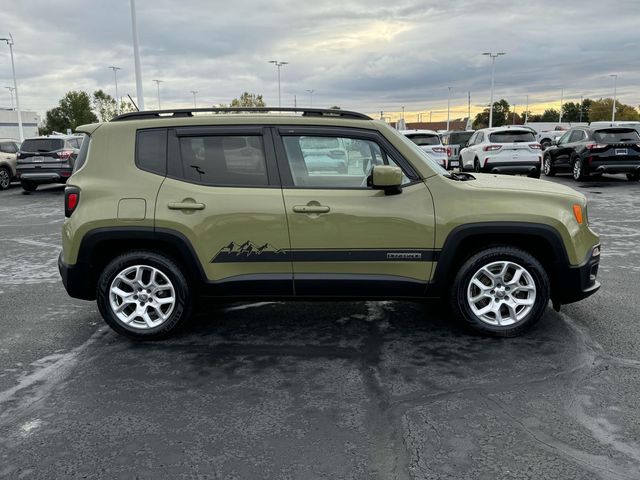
[96,251,192,339]
[452,248,550,336]
[0,166,11,190]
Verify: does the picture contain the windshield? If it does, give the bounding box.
[489,131,536,143]
[406,134,441,146]
[390,129,448,175]
[593,129,640,143]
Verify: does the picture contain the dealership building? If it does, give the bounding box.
[0,109,40,140]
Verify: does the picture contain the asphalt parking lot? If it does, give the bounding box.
[1,175,639,480]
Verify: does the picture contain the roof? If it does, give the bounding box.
[400,129,439,135]
[476,125,534,133]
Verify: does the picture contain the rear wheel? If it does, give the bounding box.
[528,169,540,179]
[0,166,11,190]
[540,139,551,150]
[474,158,482,173]
[21,180,37,192]
[96,251,193,340]
[572,157,587,181]
[450,246,550,337]
[543,155,555,177]
[627,172,640,181]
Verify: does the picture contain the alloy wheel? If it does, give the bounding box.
[109,265,176,329]
[0,168,10,189]
[466,261,536,327]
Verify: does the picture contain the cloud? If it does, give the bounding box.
[0,0,638,120]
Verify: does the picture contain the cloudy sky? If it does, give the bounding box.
[1,0,639,121]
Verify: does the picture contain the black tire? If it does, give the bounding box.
[21,180,37,192]
[528,169,540,179]
[474,158,482,173]
[0,166,11,190]
[96,250,193,340]
[572,156,587,181]
[449,246,550,337]
[540,140,551,150]
[543,155,555,177]
[626,172,640,181]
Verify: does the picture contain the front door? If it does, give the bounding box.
[154,126,293,296]
[274,127,436,297]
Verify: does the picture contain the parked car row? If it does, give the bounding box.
[400,123,640,182]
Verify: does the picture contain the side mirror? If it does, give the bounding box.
[370,165,403,195]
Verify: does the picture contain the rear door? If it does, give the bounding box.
[274,126,436,297]
[154,126,293,296]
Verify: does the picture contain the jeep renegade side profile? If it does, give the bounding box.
[59,108,601,339]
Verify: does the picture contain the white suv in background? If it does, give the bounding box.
[400,130,449,169]
[459,126,542,178]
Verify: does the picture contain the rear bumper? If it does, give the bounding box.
[58,252,95,300]
[553,245,601,304]
[484,160,541,174]
[17,166,72,184]
[588,160,640,174]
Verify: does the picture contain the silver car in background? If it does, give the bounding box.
[400,129,449,169]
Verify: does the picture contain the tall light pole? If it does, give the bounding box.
[609,74,618,121]
[482,52,506,128]
[130,0,144,110]
[108,66,121,114]
[152,79,163,109]
[268,60,288,108]
[5,86,15,110]
[467,91,471,121]
[446,86,452,131]
[190,90,198,109]
[305,89,315,107]
[0,34,23,141]
[559,88,564,123]
[525,94,529,123]
[579,95,583,123]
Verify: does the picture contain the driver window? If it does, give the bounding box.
[557,131,571,144]
[282,135,410,188]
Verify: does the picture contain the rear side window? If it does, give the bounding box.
[136,129,167,175]
[489,131,535,143]
[73,135,91,173]
[20,138,64,152]
[168,135,268,186]
[593,129,640,143]
[406,134,441,146]
[0,142,17,154]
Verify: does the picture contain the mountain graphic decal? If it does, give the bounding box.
[211,241,289,263]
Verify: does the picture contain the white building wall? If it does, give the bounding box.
[0,110,40,140]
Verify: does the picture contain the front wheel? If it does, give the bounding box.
[572,157,587,181]
[543,155,555,177]
[96,251,193,340]
[450,247,550,337]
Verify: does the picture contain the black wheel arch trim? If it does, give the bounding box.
[429,222,570,296]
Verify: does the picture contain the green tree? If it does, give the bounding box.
[589,98,639,122]
[42,91,98,134]
[230,92,265,108]
[92,89,117,122]
[539,109,560,122]
[473,99,511,129]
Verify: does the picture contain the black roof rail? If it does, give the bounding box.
[111,107,371,122]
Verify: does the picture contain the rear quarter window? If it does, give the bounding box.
[136,129,167,175]
[73,135,91,173]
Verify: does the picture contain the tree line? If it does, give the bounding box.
[473,97,640,129]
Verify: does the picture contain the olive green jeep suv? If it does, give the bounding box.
[59,108,601,339]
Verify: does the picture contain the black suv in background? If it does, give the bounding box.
[543,127,640,181]
[16,135,83,191]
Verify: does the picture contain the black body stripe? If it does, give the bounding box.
[211,248,439,263]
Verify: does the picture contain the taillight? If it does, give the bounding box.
[586,143,607,150]
[58,150,73,160]
[446,147,452,157]
[529,143,541,150]
[483,144,502,152]
[65,187,79,218]
[432,147,446,153]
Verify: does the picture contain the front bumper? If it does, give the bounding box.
[553,245,601,304]
[58,252,95,300]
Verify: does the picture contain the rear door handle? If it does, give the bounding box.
[293,205,330,214]
[168,202,205,210]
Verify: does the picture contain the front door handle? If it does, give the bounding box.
[293,205,330,214]
[168,202,205,210]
